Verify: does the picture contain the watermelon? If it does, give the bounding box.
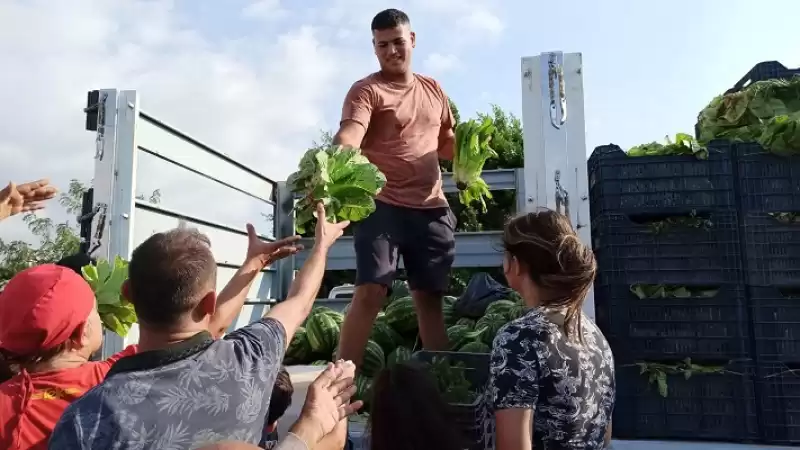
[506,304,527,321]
[306,311,341,354]
[387,346,412,367]
[362,340,385,377]
[326,310,344,328]
[285,326,313,364]
[459,341,491,353]
[387,280,410,305]
[370,319,403,355]
[384,297,418,334]
[476,313,507,346]
[442,302,457,327]
[447,325,486,351]
[455,317,476,329]
[355,374,373,407]
[485,300,516,317]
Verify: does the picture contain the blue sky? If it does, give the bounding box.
[178,0,799,152]
[0,0,798,242]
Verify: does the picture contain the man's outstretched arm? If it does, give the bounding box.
[334,83,373,148]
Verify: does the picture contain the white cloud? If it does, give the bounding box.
[424,53,461,74]
[241,0,291,22]
[0,0,504,245]
[461,9,505,36]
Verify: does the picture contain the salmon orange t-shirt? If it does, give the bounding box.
[0,345,137,450]
[341,72,455,209]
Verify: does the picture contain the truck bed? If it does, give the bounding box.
[282,366,786,450]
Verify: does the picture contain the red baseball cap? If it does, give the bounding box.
[0,264,95,356]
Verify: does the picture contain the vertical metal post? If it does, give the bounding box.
[274,182,296,301]
[520,52,594,319]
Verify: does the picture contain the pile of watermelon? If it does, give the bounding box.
[284,280,527,408]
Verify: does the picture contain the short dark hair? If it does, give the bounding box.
[267,367,294,424]
[128,228,217,327]
[371,9,410,31]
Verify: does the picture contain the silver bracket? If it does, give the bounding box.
[547,53,567,129]
[554,170,570,218]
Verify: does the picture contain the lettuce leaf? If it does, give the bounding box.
[453,118,497,211]
[696,76,800,154]
[288,145,386,234]
[82,256,137,337]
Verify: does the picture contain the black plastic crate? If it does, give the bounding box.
[735,142,800,213]
[588,143,736,217]
[411,350,490,391]
[741,212,800,285]
[613,362,758,442]
[594,284,749,361]
[411,351,491,450]
[726,60,800,94]
[757,362,800,445]
[749,286,800,362]
[592,211,743,286]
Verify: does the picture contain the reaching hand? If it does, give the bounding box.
[293,360,362,442]
[245,223,303,267]
[0,179,58,221]
[314,203,349,251]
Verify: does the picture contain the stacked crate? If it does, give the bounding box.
[736,142,800,445]
[588,143,759,442]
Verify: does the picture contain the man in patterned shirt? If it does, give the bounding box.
[50,203,350,450]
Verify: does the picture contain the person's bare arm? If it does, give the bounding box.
[208,225,302,338]
[333,82,373,148]
[605,421,612,448]
[438,90,456,161]
[267,204,349,347]
[333,120,367,149]
[495,408,533,450]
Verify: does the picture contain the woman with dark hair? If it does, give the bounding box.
[368,362,467,450]
[481,209,615,450]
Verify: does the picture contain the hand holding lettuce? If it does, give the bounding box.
[287,145,387,234]
[452,117,497,212]
[81,256,138,337]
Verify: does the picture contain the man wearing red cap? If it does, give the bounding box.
[0,221,304,450]
[0,264,135,450]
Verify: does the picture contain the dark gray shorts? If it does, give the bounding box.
[354,200,456,294]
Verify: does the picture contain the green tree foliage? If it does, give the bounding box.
[0,181,162,286]
[0,179,87,285]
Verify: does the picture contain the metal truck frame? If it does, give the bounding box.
[82,52,784,450]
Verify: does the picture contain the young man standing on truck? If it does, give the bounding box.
[334,8,457,368]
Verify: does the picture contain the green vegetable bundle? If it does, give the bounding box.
[287,145,387,234]
[453,118,497,212]
[627,133,707,160]
[696,77,800,154]
[82,256,138,337]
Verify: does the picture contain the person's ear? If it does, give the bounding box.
[198,291,217,317]
[121,279,132,304]
[410,31,416,48]
[75,321,90,349]
[512,255,524,277]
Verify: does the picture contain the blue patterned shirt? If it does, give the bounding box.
[49,318,287,450]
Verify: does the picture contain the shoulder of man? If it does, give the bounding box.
[349,72,381,90]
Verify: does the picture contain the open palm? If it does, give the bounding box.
[244,223,303,267]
